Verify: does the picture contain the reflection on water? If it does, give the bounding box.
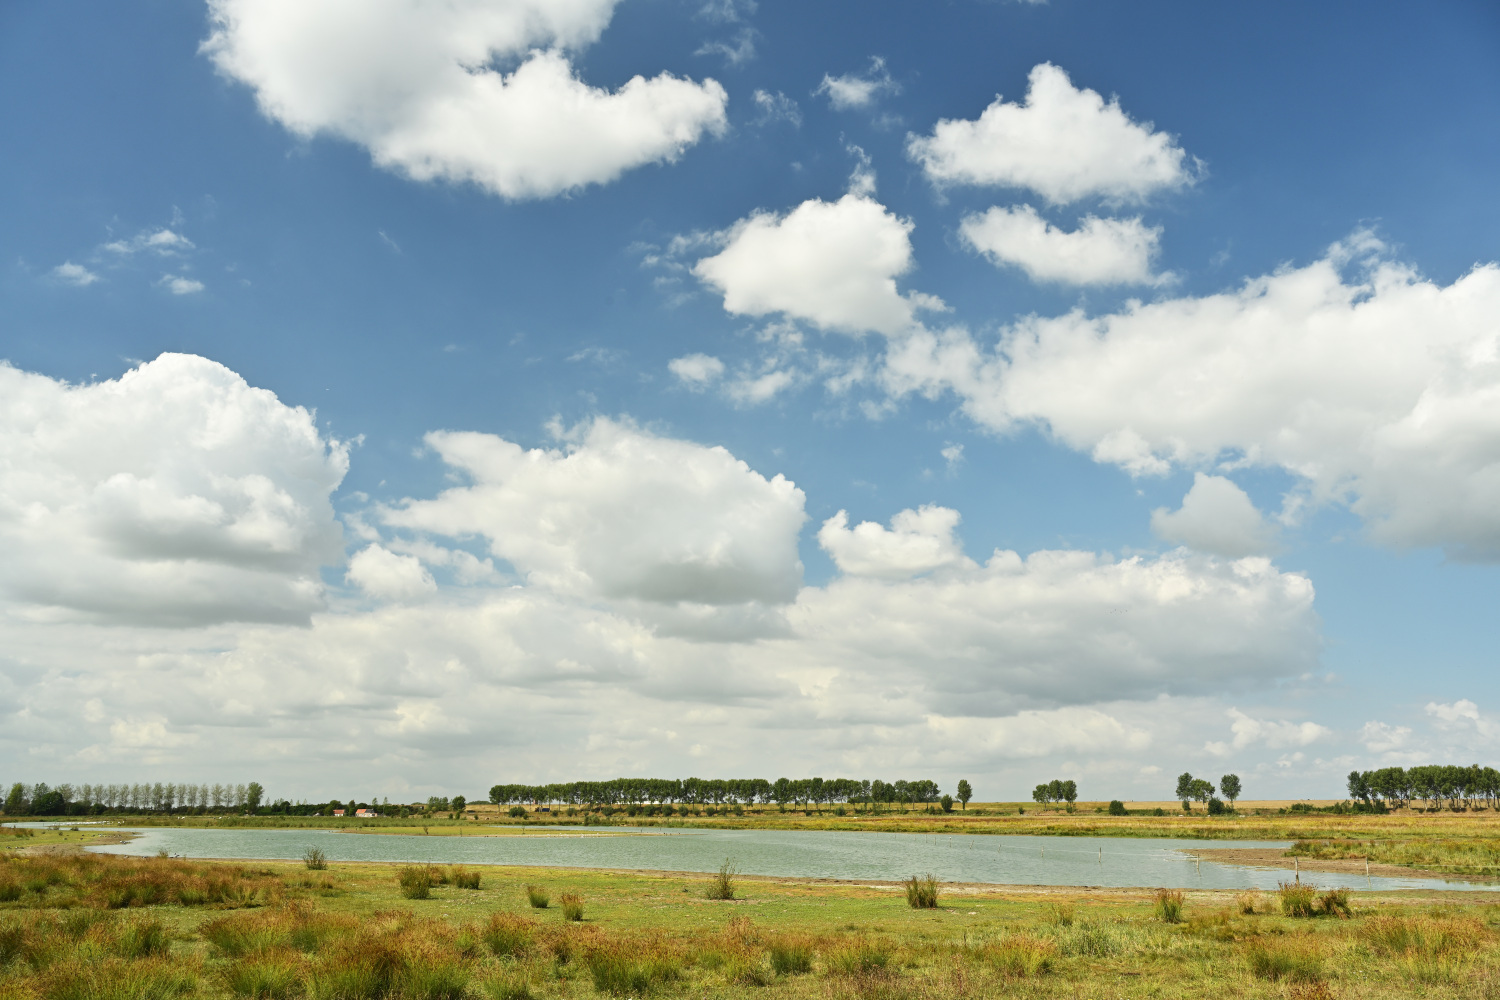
[59,824,1492,891]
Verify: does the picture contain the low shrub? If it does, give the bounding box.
[903,874,938,909]
[507,806,526,819]
[1247,940,1323,982]
[1107,800,1127,816]
[561,893,584,922]
[397,866,432,900]
[482,913,534,959]
[705,858,737,901]
[1153,889,1184,924]
[302,848,327,871]
[979,934,1054,977]
[525,885,549,909]
[767,935,813,975]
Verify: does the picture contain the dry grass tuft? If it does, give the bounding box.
[903,874,938,909]
[1153,888,1184,923]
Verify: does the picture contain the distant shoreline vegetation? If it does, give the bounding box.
[487,778,944,811]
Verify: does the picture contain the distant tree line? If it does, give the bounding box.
[1176,773,1241,813]
[488,777,946,809]
[1031,779,1077,807]
[2,781,265,816]
[1348,765,1500,811]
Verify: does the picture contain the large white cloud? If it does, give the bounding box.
[884,237,1500,559]
[692,193,942,336]
[203,0,728,199]
[0,354,348,626]
[1151,474,1276,557]
[960,205,1166,286]
[382,418,807,605]
[907,63,1195,204]
[817,506,970,578]
[780,548,1318,717]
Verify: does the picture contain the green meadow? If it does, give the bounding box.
[5,847,1500,999]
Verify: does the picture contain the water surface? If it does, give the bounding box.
[62,824,1492,891]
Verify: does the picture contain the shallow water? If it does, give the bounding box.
[45,824,1494,891]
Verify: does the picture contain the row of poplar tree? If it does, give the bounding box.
[2,781,265,816]
[489,777,972,809]
[1348,764,1500,810]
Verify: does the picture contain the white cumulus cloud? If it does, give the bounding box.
[960,205,1166,286]
[51,262,100,286]
[1151,474,1275,557]
[693,193,942,336]
[907,63,1195,204]
[0,354,348,626]
[667,353,725,387]
[882,236,1500,560]
[203,0,728,200]
[815,56,899,111]
[817,506,969,578]
[382,418,807,605]
[1204,708,1329,755]
[347,544,437,602]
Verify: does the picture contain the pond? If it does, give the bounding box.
[41,824,1491,891]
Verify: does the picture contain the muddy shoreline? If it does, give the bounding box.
[1192,846,1496,884]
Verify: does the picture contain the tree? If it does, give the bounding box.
[4,783,27,816]
[956,779,972,810]
[1175,772,1196,803]
[452,795,466,813]
[1219,774,1242,807]
[941,794,954,813]
[1060,780,1078,806]
[246,782,264,812]
[1190,778,1215,804]
[1032,783,1050,806]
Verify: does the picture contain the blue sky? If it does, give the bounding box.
[2,0,1499,803]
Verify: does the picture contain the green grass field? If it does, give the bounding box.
[4,848,1500,998]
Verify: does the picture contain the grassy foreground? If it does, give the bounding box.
[5,851,1500,998]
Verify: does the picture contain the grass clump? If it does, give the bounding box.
[1235,889,1262,914]
[301,848,327,871]
[825,937,892,975]
[903,873,938,909]
[979,934,1054,977]
[478,970,533,1000]
[481,913,534,959]
[448,866,480,890]
[766,935,813,975]
[397,866,432,900]
[1278,881,1350,918]
[1362,914,1486,983]
[224,955,303,1000]
[560,893,584,922]
[524,885,549,909]
[705,858,737,901]
[1247,939,1324,982]
[1041,901,1073,926]
[583,939,682,995]
[1153,888,1184,923]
